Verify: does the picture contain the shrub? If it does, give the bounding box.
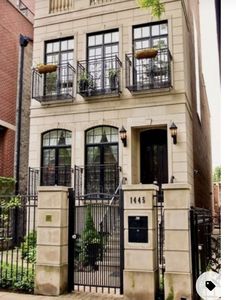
[21,230,37,263]
[75,205,103,269]
[0,177,15,195]
[0,263,34,293]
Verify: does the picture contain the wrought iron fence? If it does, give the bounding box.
[40,165,72,187]
[0,195,37,293]
[125,48,172,92]
[27,167,40,196]
[190,207,213,300]
[77,56,122,97]
[32,63,76,103]
[73,164,120,197]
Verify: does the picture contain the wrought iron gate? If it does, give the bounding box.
[190,208,213,300]
[68,189,124,294]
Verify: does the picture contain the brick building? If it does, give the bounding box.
[29,0,213,298]
[0,0,34,192]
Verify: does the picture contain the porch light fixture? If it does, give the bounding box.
[119,126,127,147]
[169,122,178,144]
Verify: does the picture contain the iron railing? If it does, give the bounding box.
[77,56,122,97]
[40,165,72,187]
[32,63,76,103]
[190,208,213,300]
[74,164,120,197]
[125,48,172,92]
[0,195,37,293]
[27,167,40,196]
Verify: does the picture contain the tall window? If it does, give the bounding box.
[85,126,119,195]
[41,129,72,186]
[87,30,119,91]
[133,22,169,89]
[45,38,74,96]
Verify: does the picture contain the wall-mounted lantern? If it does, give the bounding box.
[119,126,127,147]
[169,122,178,144]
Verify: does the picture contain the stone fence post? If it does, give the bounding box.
[162,183,193,300]
[123,184,158,300]
[35,186,69,296]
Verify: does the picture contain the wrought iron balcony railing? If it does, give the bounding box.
[125,48,172,92]
[77,56,122,98]
[32,63,76,103]
[41,165,72,187]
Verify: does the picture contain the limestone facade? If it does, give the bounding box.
[29,0,211,206]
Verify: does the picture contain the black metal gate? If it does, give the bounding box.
[68,189,124,294]
[190,207,213,300]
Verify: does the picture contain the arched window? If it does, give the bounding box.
[41,129,72,186]
[85,126,119,195]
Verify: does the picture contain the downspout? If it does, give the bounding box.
[15,34,33,195]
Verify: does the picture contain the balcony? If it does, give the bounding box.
[32,63,76,103]
[77,56,122,98]
[125,48,172,92]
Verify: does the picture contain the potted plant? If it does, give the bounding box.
[77,205,102,270]
[146,62,168,77]
[108,69,118,90]
[79,72,91,93]
[36,63,57,74]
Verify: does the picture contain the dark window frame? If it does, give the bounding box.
[41,129,72,186]
[85,125,119,195]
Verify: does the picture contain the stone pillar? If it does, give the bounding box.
[123,184,158,300]
[35,186,69,296]
[162,183,192,300]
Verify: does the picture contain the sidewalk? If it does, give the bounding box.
[0,292,124,300]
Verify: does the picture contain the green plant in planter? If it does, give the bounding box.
[77,205,102,270]
[108,69,119,90]
[79,72,92,93]
[137,0,165,19]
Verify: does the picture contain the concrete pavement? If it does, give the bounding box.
[0,292,124,300]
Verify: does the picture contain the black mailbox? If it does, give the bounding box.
[128,216,148,243]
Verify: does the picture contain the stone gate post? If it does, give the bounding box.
[162,183,193,300]
[122,184,158,300]
[35,186,69,295]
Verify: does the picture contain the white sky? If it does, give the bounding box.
[199,0,221,168]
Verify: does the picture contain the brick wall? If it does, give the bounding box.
[186,0,212,209]
[0,0,33,182]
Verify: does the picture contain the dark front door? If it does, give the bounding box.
[140,129,168,185]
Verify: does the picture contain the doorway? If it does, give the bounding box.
[140,129,168,185]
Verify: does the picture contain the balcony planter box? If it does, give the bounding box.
[135,48,158,59]
[37,64,57,74]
